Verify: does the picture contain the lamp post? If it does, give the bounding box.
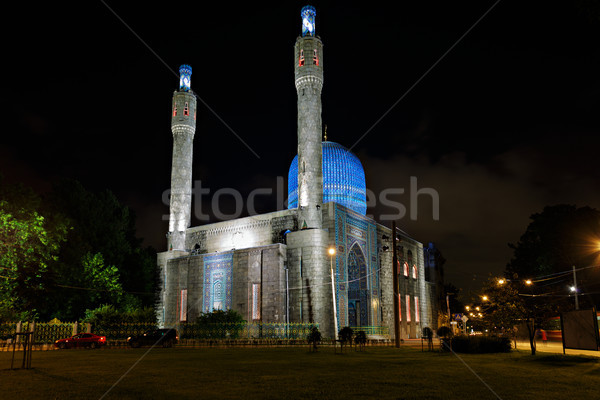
[329,247,338,340]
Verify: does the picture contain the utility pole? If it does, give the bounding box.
[573,265,579,310]
[392,221,401,347]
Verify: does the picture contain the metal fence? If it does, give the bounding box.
[179,322,319,340]
[93,323,157,340]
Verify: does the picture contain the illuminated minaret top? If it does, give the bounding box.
[301,5,316,37]
[179,64,192,92]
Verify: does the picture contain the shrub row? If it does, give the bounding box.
[451,335,512,353]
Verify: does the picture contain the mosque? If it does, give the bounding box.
[157,6,439,339]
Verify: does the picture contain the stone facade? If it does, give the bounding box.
[157,202,438,338]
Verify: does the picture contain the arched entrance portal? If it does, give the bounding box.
[347,244,369,327]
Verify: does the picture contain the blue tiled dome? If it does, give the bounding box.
[288,141,367,215]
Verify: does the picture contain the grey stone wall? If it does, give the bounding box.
[185,210,296,253]
[286,228,332,336]
[158,244,287,327]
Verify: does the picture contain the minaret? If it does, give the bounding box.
[295,5,324,229]
[168,65,197,251]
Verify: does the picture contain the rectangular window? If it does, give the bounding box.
[398,292,401,322]
[313,49,319,65]
[415,296,420,322]
[299,49,305,66]
[252,283,261,321]
[406,295,411,322]
[184,102,189,116]
[172,105,177,117]
[180,289,187,322]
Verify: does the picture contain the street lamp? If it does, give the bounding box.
[328,247,338,340]
[525,279,533,286]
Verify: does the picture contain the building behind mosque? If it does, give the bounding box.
[157,6,440,339]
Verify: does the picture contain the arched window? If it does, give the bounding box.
[348,244,368,327]
[299,49,305,66]
[313,49,319,65]
[172,103,177,117]
[184,102,189,116]
[412,265,418,279]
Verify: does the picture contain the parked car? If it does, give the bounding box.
[54,333,106,349]
[127,328,179,348]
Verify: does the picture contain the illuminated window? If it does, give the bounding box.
[172,104,177,117]
[313,49,319,66]
[406,295,411,322]
[403,262,409,277]
[184,102,189,116]
[299,49,305,66]
[398,292,402,321]
[412,265,417,279]
[252,283,261,321]
[180,289,187,322]
[415,296,420,322]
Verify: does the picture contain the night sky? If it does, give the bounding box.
[2,1,600,295]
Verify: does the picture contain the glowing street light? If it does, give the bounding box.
[497,279,505,285]
[465,306,470,311]
[482,295,489,301]
[525,279,533,286]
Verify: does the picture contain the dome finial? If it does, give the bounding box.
[324,124,328,141]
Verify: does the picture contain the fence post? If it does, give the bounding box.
[30,321,36,342]
[16,321,22,343]
[73,322,78,336]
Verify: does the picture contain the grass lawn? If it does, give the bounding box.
[1,346,599,399]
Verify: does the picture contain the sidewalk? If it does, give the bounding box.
[514,340,600,357]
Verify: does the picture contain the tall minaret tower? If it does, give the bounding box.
[168,65,197,251]
[295,5,324,229]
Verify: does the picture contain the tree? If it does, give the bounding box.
[0,199,68,321]
[47,179,158,319]
[507,205,600,309]
[504,204,600,354]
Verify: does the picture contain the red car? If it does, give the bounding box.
[54,333,106,349]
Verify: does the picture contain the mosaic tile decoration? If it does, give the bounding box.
[202,252,233,313]
[334,204,380,328]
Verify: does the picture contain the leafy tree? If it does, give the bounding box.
[507,205,600,309]
[503,204,600,354]
[47,179,158,319]
[0,199,68,321]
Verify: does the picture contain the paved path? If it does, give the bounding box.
[514,340,600,357]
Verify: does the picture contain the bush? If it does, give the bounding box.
[84,304,156,326]
[437,326,453,338]
[451,335,512,353]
